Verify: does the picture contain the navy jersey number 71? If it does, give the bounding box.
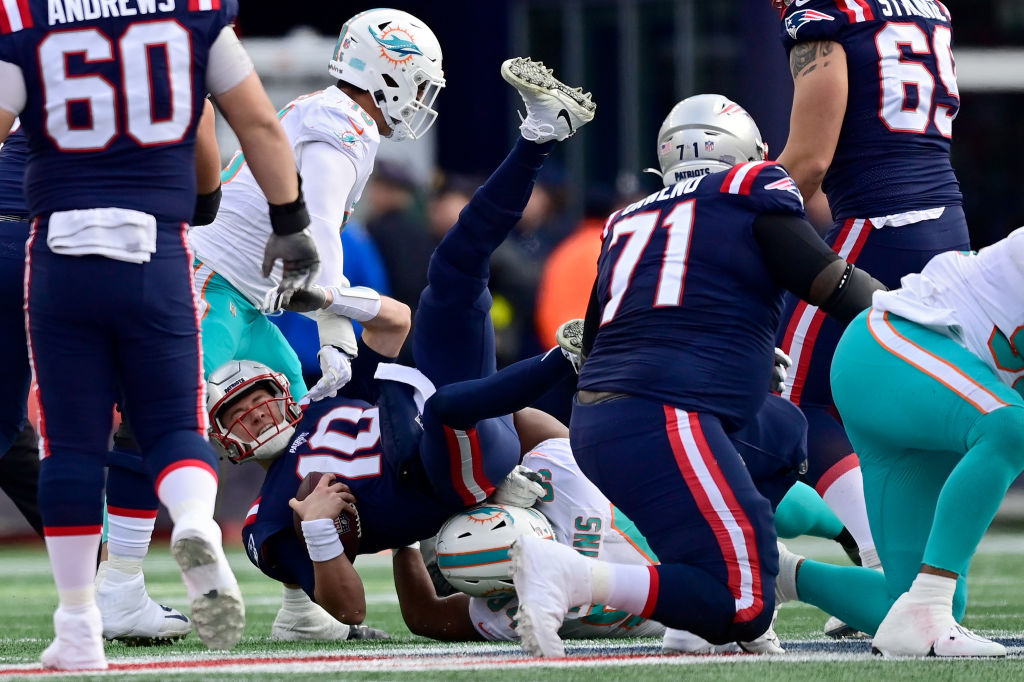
[578,162,806,430]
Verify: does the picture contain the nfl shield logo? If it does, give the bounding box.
[705,141,715,152]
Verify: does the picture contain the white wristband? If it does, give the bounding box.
[301,518,344,563]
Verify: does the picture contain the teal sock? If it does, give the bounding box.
[774,481,844,539]
[797,558,891,635]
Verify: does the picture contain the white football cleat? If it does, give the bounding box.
[511,533,592,657]
[95,562,190,645]
[556,318,584,374]
[501,57,596,143]
[739,610,786,654]
[823,615,867,639]
[871,592,1005,658]
[171,514,245,650]
[662,628,741,654]
[40,605,108,670]
[775,541,803,605]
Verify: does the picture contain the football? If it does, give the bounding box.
[292,471,361,562]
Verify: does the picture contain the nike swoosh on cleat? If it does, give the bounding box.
[556,109,573,134]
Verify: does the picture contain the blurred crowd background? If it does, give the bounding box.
[2,0,1022,537]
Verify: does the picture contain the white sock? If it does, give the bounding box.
[859,547,882,570]
[907,572,956,606]
[106,508,156,560]
[591,562,653,616]
[45,533,101,607]
[819,459,877,562]
[105,554,144,578]
[282,586,315,612]
[155,462,218,523]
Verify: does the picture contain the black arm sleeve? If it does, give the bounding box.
[192,185,222,226]
[752,213,885,324]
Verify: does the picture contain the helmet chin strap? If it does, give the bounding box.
[251,425,296,462]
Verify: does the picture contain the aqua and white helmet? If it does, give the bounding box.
[206,360,303,464]
[654,94,768,187]
[328,8,445,141]
[435,504,555,597]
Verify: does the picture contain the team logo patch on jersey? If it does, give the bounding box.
[764,176,803,200]
[338,132,359,147]
[368,24,424,65]
[785,9,834,39]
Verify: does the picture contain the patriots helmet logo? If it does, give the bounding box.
[764,176,804,203]
[785,9,834,40]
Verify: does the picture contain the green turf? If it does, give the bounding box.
[1,534,1022,680]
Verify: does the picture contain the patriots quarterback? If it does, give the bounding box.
[214,57,595,628]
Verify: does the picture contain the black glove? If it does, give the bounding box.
[261,229,320,294]
[282,284,328,313]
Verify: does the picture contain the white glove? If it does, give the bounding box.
[771,347,793,393]
[306,346,353,402]
[491,465,546,507]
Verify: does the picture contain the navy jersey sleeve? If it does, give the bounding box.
[780,0,848,51]
[719,162,806,217]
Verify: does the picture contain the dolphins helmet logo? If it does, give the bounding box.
[368,24,424,66]
[785,9,834,40]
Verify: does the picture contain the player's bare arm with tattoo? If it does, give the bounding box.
[776,40,848,202]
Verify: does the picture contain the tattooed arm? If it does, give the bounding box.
[775,40,848,203]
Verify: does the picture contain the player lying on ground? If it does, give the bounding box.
[210,57,594,627]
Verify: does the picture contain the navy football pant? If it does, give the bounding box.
[571,395,778,644]
[0,220,30,453]
[27,221,218,530]
[775,206,969,490]
[413,138,554,509]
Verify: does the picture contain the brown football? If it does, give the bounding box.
[292,471,361,562]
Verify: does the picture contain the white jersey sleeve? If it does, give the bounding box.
[873,226,1024,392]
[524,438,658,566]
[187,86,380,306]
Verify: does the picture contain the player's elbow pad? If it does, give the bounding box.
[192,185,222,226]
[819,263,886,324]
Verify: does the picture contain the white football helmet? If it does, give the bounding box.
[206,360,303,464]
[653,94,768,187]
[435,503,555,597]
[328,8,445,141]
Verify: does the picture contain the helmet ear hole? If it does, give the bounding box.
[381,73,399,89]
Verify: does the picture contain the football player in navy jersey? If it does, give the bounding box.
[770,0,968,583]
[0,0,322,669]
[508,94,885,658]
[209,57,594,628]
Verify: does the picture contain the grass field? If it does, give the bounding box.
[1,533,1022,680]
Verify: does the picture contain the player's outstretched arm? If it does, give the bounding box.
[289,475,366,624]
[391,546,482,641]
[775,40,848,202]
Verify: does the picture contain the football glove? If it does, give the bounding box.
[771,347,793,393]
[306,345,354,402]
[492,465,546,508]
[282,285,329,313]
[262,228,320,295]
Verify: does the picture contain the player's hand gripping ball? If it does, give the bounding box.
[291,471,361,562]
